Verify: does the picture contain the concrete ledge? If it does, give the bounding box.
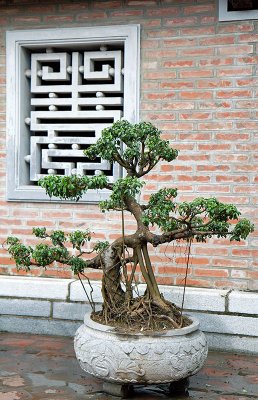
[228,291,258,314]
[0,276,72,300]
[0,315,80,336]
[190,312,258,337]
[70,280,103,302]
[0,299,51,317]
[206,333,258,354]
[0,276,257,354]
[159,286,227,312]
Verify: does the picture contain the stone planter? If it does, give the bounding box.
[74,312,208,392]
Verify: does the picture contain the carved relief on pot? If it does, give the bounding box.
[74,314,208,384]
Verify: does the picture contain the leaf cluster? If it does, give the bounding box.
[143,195,254,241]
[39,174,109,201]
[100,176,144,211]
[84,120,178,177]
[5,229,110,274]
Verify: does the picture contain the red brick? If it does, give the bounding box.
[237,78,258,87]
[219,45,253,55]
[199,57,233,66]
[216,111,251,119]
[197,185,230,193]
[92,1,122,8]
[236,100,258,109]
[218,22,254,34]
[197,80,232,89]
[158,122,193,131]
[232,249,258,257]
[234,185,257,194]
[58,3,89,11]
[214,280,248,289]
[195,247,229,256]
[197,165,230,172]
[157,266,191,275]
[216,90,252,98]
[179,91,213,100]
[215,133,250,141]
[128,0,157,4]
[156,276,174,285]
[144,113,175,121]
[145,50,177,59]
[216,175,248,183]
[199,16,216,25]
[178,154,210,162]
[164,38,197,47]
[183,4,215,15]
[144,71,176,80]
[179,47,215,57]
[238,33,258,42]
[217,67,253,77]
[12,16,42,23]
[236,56,258,64]
[198,122,233,130]
[181,26,215,36]
[147,28,178,38]
[199,101,232,109]
[145,92,176,100]
[164,16,198,27]
[194,268,229,278]
[146,6,179,17]
[213,258,248,268]
[162,101,194,110]
[110,9,143,16]
[175,278,212,287]
[44,15,74,23]
[76,11,107,20]
[179,70,213,78]
[160,164,193,172]
[179,133,211,141]
[200,36,235,46]
[163,60,194,68]
[198,144,231,151]
[178,174,211,183]
[161,81,193,89]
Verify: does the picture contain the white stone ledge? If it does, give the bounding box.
[53,302,92,321]
[69,280,103,303]
[0,276,72,300]
[206,333,258,355]
[0,276,258,353]
[228,291,258,314]
[0,299,51,317]
[190,312,258,337]
[159,286,227,312]
[0,316,80,336]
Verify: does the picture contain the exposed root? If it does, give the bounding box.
[91,295,192,333]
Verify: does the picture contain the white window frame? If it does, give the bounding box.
[219,0,258,21]
[6,25,140,203]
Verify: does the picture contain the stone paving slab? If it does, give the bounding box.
[0,332,257,399]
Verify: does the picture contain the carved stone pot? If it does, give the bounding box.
[74,313,208,392]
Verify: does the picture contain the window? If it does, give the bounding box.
[219,0,258,20]
[6,25,140,202]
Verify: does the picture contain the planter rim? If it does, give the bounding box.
[84,312,200,337]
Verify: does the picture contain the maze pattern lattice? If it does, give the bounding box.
[27,48,124,182]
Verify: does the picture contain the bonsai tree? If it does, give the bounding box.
[5,120,254,332]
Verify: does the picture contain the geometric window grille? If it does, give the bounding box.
[6,25,140,202]
[218,0,258,20]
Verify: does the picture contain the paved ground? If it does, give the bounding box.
[0,332,257,400]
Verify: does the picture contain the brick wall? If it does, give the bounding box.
[0,0,257,291]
